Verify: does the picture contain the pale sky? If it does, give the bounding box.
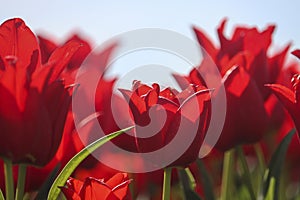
[1,1,300,86]
[1,1,299,46]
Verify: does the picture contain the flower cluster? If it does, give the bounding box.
[0,17,299,200]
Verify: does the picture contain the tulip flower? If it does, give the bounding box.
[266,50,300,136]
[0,18,81,166]
[119,81,211,167]
[61,173,132,200]
[173,20,294,151]
[193,18,290,100]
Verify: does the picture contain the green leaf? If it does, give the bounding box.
[184,168,196,190]
[34,163,60,200]
[196,159,215,200]
[47,126,134,200]
[264,177,275,200]
[178,168,202,200]
[0,188,4,200]
[260,129,295,200]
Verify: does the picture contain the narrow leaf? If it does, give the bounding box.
[196,159,215,200]
[178,168,202,200]
[261,129,296,199]
[0,189,4,200]
[34,163,61,200]
[47,126,134,200]
[264,177,275,200]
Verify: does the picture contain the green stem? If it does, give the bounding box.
[254,143,266,173]
[196,159,215,200]
[15,164,27,200]
[162,167,172,200]
[236,146,256,200]
[3,158,15,200]
[184,168,196,190]
[220,149,235,200]
[0,188,4,200]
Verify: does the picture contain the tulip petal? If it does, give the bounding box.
[0,18,41,71]
[38,35,58,64]
[265,84,296,112]
[192,26,218,59]
[269,44,291,83]
[64,34,92,71]
[119,88,147,114]
[80,177,112,199]
[46,40,81,82]
[132,80,152,96]
[222,65,250,97]
[292,49,300,59]
[178,89,211,123]
[145,86,159,107]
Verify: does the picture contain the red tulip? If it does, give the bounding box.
[266,74,300,136]
[174,64,268,151]
[193,19,290,100]
[61,173,132,200]
[0,18,81,166]
[266,50,300,136]
[118,81,211,167]
[173,19,294,151]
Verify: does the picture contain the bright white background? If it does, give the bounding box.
[1,1,299,47]
[1,1,300,81]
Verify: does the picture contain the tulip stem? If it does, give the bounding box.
[15,164,27,200]
[162,167,172,200]
[254,143,266,172]
[3,158,14,200]
[236,146,256,200]
[220,149,235,200]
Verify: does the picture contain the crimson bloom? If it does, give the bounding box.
[266,50,300,136]
[61,173,132,200]
[119,81,211,167]
[193,19,290,100]
[173,19,287,150]
[0,18,80,166]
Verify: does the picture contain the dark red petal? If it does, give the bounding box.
[243,25,275,55]
[159,87,179,102]
[265,84,296,111]
[292,49,300,59]
[145,87,159,107]
[132,80,152,96]
[291,74,300,103]
[192,26,218,59]
[66,177,84,192]
[0,57,29,110]
[106,173,127,188]
[119,88,151,126]
[0,18,41,71]
[60,187,81,200]
[222,66,250,97]
[43,82,72,162]
[189,68,207,87]
[80,177,112,200]
[23,88,53,165]
[38,35,58,64]
[223,52,249,73]
[119,88,147,114]
[46,40,81,82]
[111,180,131,199]
[217,18,229,49]
[269,44,291,83]
[63,34,92,71]
[178,89,211,123]
[0,84,23,162]
[30,66,54,92]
